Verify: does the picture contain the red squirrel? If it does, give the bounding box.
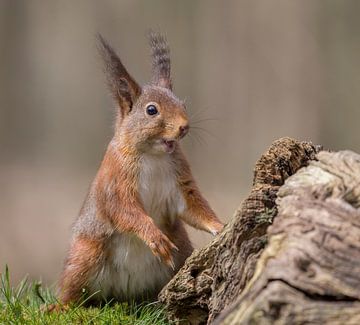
[55,32,223,307]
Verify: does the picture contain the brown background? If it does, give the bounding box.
[1,0,359,284]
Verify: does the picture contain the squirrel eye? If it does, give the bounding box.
[146,104,158,116]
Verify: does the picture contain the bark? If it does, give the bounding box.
[159,137,321,324]
[216,149,360,325]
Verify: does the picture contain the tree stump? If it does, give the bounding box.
[159,137,360,324]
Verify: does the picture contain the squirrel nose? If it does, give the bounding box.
[179,124,189,138]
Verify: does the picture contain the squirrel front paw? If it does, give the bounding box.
[146,230,178,270]
[208,220,224,236]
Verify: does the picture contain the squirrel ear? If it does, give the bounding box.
[148,31,172,90]
[97,34,141,116]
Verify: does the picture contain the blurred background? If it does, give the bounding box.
[1,0,359,285]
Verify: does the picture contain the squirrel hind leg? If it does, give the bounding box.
[57,235,106,306]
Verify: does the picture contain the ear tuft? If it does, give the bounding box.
[148,31,172,90]
[97,34,141,115]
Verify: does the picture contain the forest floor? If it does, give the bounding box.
[0,266,170,325]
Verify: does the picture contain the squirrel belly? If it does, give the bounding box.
[87,232,175,302]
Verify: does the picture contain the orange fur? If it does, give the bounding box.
[175,149,224,234]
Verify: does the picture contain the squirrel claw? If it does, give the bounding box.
[168,258,176,270]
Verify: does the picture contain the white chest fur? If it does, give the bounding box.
[88,153,187,300]
[138,153,186,226]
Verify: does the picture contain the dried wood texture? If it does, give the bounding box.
[159,137,320,324]
[217,149,360,325]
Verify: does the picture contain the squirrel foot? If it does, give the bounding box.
[41,303,69,313]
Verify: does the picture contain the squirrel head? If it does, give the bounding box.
[98,32,189,155]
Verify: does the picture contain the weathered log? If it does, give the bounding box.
[216,149,360,325]
[159,137,321,324]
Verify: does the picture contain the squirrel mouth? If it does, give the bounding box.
[163,139,176,153]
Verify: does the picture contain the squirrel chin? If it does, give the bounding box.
[144,139,177,155]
